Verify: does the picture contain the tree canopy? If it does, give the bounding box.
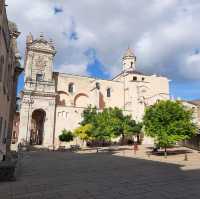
[74,124,93,141]
[76,106,142,143]
[143,100,197,150]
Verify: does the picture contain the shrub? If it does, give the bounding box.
[59,129,74,142]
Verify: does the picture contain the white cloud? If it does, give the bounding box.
[57,64,88,76]
[6,0,200,81]
[181,53,200,80]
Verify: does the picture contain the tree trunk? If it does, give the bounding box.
[164,147,167,158]
[122,133,125,145]
[96,142,98,153]
[137,133,140,144]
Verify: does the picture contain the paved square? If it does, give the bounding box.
[1,146,200,199]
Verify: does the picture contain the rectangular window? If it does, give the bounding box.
[68,83,74,93]
[7,64,11,100]
[0,117,2,138]
[36,74,43,81]
[96,82,100,90]
[107,88,111,97]
[3,61,7,94]
[0,1,3,15]
[2,120,6,144]
[0,64,2,82]
[0,55,4,82]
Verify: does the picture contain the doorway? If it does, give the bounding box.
[30,109,46,145]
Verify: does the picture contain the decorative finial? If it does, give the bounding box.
[49,38,55,48]
[26,32,33,44]
[123,47,135,59]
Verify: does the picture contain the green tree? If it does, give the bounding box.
[74,124,93,142]
[78,106,142,145]
[143,100,197,155]
[105,107,142,143]
[59,129,74,142]
[92,108,117,142]
[80,106,98,126]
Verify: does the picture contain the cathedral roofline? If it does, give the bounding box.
[53,71,123,83]
[184,100,200,106]
[112,70,146,80]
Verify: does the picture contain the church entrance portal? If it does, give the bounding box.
[30,109,46,145]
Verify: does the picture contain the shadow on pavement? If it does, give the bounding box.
[0,150,200,199]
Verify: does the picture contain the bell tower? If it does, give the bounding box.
[122,48,136,71]
[18,33,57,149]
[24,33,56,85]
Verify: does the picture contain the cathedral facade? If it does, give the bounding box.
[17,33,169,149]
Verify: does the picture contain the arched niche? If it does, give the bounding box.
[30,109,46,145]
[74,93,90,107]
[57,91,69,106]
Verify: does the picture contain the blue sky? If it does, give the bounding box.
[7,0,200,100]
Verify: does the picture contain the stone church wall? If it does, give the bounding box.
[17,33,170,149]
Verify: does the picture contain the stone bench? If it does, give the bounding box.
[70,145,80,151]
[58,146,66,152]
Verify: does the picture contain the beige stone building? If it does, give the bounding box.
[11,99,20,146]
[17,33,169,149]
[181,100,200,150]
[0,0,22,160]
[182,100,200,127]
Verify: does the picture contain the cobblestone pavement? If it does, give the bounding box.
[1,146,200,199]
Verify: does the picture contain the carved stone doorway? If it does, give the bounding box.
[30,109,46,145]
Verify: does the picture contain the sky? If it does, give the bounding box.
[6,0,200,100]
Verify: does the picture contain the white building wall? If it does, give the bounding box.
[18,93,56,148]
[56,74,124,109]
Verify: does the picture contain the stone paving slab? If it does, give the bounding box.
[0,146,200,199]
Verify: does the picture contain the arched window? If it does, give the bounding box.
[131,62,133,68]
[68,83,74,93]
[107,88,111,98]
[96,82,100,90]
[133,76,137,81]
